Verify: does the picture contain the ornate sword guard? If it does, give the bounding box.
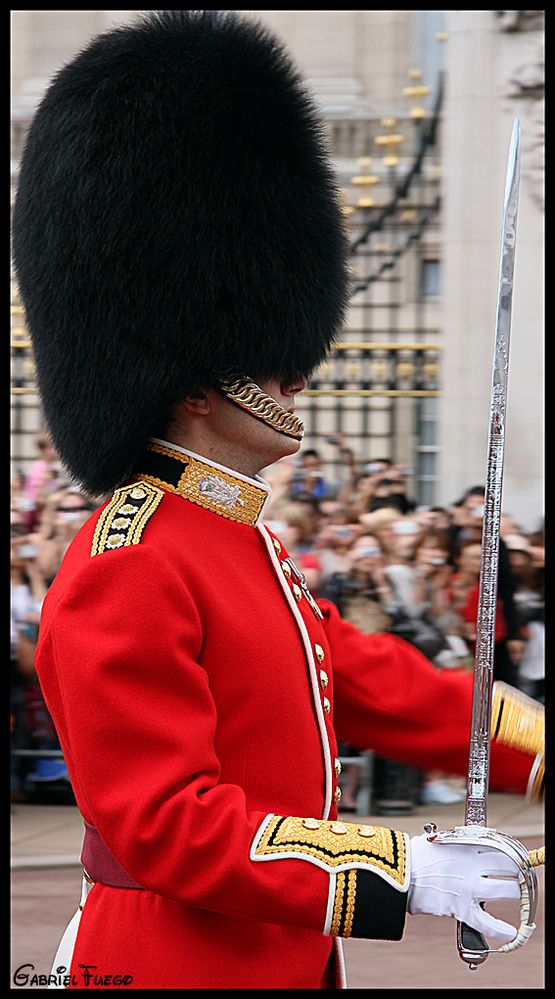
[423,822,538,965]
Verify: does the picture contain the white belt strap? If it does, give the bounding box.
[48,877,92,989]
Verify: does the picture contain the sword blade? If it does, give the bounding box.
[464,120,521,828]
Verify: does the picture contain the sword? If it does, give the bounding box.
[423,120,539,969]
[464,118,520,832]
[457,117,521,966]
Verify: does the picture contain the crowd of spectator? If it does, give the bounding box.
[11,433,544,811]
[11,435,100,802]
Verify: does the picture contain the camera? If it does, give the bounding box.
[19,543,39,559]
[332,526,353,539]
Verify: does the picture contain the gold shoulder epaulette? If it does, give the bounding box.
[91,481,164,557]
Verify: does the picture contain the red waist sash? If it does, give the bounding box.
[81,820,144,889]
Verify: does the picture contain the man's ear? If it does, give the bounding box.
[176,388,211,416]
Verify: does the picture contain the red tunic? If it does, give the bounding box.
[34,442,539,989]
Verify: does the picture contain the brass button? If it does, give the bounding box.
[314,643,325,664]
[292,583,302,601]
[334,786,342,804]
[323,696,331,715]
[330,821,347,835]
[302,817,320,830]
[319,669,329,691]
[118,504,137,516]
[334,757,342,778]
[358,825,376,838]
[106,534,125,549]
[273,538,281,554]
[281,560,292,579]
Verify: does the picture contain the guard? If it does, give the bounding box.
[12,11,543,989]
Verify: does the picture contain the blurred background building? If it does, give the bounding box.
[11,10,544,530]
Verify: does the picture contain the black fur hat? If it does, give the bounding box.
[12,10,348,496]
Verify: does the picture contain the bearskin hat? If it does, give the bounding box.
[12,10,349,496]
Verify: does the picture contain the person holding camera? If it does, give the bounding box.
[315,521,362,607]
[341,534,392,630]
[344,460,414,520]
[290,448,336,502]
[411,531,460,643]
[369,463,414,516]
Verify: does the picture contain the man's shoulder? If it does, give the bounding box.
[39,483,191,627]
[90,480,166,556]
[44,480,181,595]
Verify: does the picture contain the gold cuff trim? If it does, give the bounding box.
[492,682,544,757]
[331,869,359,938]
[133,442,269,527]
[343,869,357,937]
[331,872,346,935]
[253,815,407,885]
[91,482,164,556]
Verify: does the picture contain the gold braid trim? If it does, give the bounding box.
[342,870,357,938]
[90,482,164,556]
[492,682,544,757]
[331,873,346,936]
[253,816,407,885]
[219,376,305,440]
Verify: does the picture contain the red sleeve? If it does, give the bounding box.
[320,598,536,794]
[35,546,409,941]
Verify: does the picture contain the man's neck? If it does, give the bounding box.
[156,428,263,479]
[149,436,268,486]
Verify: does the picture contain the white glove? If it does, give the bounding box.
[408,833,521,942]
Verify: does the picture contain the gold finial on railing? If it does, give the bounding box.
[403,69,430,120]
[374,118,404,168]
[351,155,380,208]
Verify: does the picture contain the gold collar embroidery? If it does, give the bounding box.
[131,439,272,527]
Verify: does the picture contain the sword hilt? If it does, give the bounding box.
[425,824,538,968]
[458,919,489,970]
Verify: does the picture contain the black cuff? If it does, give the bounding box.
[332,869,408,940]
